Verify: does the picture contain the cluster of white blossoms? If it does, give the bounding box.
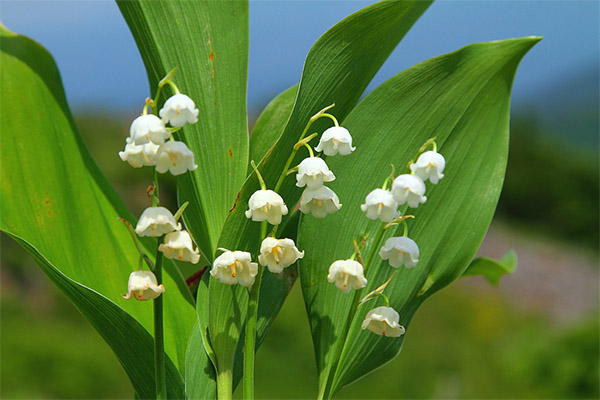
[119,93,199,176]
[326,143,446,338]
[120,75,201,301]
[211,110,354,288]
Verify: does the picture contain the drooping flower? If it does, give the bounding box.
[118,138,160,168]
[135,207,181,237]
[130,114,169,145]
[296,157,335,189]
[409,151,445,184]
[245,190,288,225]
[158,230,200,264]
[361,306,405,337]
[122,270,165,301]
[391,174,427,208]
[327,259,367,293]
[159,94,199,127]
[258,237,304,273]
[210,250,258,288]
[299,186,342,218]
[379,236,419,268]
[360,188,399,222]
[315,126,356,156]
[155,141,198,176]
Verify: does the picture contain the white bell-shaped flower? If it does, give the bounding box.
[155,141,198,176]
[122,270,165,301]
[159,94,199,127]
[315,126,356,156]
[327,259,367,293]
[210,250,258,288]
[119,138,160,168]
[296,157,336,189]
[135,206,181,237]
[379,236,419,268]
[245,190,288,225]
[391,174,427,208]
[258,237,304,274]
[158,230,200,264]
[299,186,342,218]
[130,114,169,145]
[409,151,445,184]
[360,189,399,222]
[361,306,405,337]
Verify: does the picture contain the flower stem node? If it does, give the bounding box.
[258,237,305,273]
[360,189,399,222]
[296,157,336,189]
[245,190,288,225]
[119,138,160,168]
[315,126,356,156]
[122,270,165,301]
[159,231,200,264]
[361,306,405,337]
[299,186,342,218]
[327,259,367,293]
[135,207,181,237]
[159,94,199,127]
[409,150,445,184]
[379,236,419,268]
[210,250,258,288]
[155,141,198,175]
[130,114,170,146]
[391,174,427,208]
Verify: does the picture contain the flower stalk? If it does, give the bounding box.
[153,241,167,400]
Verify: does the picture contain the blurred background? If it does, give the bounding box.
[1,1,598,398]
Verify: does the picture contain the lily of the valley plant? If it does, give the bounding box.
[1,1,535,399]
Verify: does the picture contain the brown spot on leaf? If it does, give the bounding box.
[228,192,241,214]
[228,149,233,159]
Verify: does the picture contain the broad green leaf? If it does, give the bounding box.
[0,27,196,395]
[117,0,249,261]
[185,321,217,400]
[298,37,540,397]
[7,233,185,400]
[211,0,431,382]
[462,250,518,285]
[249,85,298,167]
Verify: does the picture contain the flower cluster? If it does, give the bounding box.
[119,94,198,176]
[325,142,446,338]
[119,73,201,301]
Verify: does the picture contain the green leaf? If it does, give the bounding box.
[462,250,518,285]
[298,37,540,397]
[117,0,249,260]
[249,85,298,167]
[0,27,196,396]
[185,321,217,400]
[211,0,431,382]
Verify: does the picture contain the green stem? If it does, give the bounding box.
[243,221,268,400]
[216,369,233,400]
[153,244,166,400]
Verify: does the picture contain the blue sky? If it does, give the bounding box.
[2,1,598,114]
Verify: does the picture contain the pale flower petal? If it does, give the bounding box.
[135,207,181,237]
[245,190,288,225]
[299,186,342,218]
[258,237,304,273]
[158,230,200,264]
[379,236,419,268]
[409,151,445,184]
[361,306,405,337]
[327,259,367,293]
[155,141,198,176]
[122,270,165,301]
[315,126,356,156]
[360,188,399,222]
[159,94,199,127]
[210,250,258,288]
[119,138,160,168]
[296,157,335,189]
[130,114,169,145]
[391,174,427,208]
